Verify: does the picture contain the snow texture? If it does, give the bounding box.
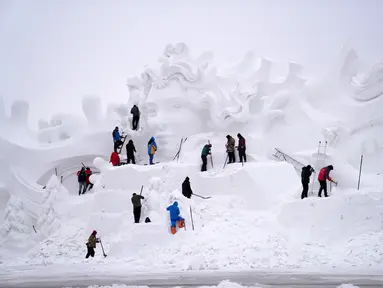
[0,43,383,276]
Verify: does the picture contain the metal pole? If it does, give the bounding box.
[190,206,195,231]
[357,154,363,190]
[55,168,58,176]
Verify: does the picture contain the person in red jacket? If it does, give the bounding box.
[317,165,336,197]
[110,151,120,166]
[85,167,93,192]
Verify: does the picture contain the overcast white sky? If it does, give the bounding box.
[1,0,383,125]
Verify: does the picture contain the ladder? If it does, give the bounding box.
[116,135,128,154]
[310,141,328,195]
[273,148,305,172]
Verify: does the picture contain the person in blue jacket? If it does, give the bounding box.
[166,201,184,234]
[112,127,123,153]
[147,137,157,165]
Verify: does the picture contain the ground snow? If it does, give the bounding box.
[85,281,264,288]
[83,281,361,288]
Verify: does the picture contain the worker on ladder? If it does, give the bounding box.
[112,127,123,153]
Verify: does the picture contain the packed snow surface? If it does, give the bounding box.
[1,43,383,279]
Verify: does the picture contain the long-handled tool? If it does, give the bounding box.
[208,140,214,168]
[190,206,195,231]
[100,239,107,257]
[139,184,144,196]
[192,193,211,200]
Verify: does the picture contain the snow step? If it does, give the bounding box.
[272,148,304,171]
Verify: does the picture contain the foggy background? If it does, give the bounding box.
[1,0,383,127]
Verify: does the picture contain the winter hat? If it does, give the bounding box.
[92,230,97,235]
[237,133,242,138]
[328,165,334,170]
[174,201,178,206]
[115,126,119,130]
[226,135,230,139]
[307,165,311,169]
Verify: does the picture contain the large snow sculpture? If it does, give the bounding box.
[127,43,307,149]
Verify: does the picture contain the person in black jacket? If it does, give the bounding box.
[131,193,145,223]
[130,105,140,130]
[77,168,87,196]
[182,177,193,198]
[301,165,313,199]
[126,139,137,164]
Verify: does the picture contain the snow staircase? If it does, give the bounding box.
[273,148,305,172]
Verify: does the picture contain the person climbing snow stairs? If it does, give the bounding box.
[166,201,185,235]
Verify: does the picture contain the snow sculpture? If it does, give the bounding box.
[9,100,29,127]
[35,176,67,237]
[37,113,87,143]
[82,95,103,125]
[0,196,33,237]
[127,43,307,149]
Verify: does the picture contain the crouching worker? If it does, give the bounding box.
[166,201,185,235]
[85,230,100,258]
[110,151,120,166]
[182,176,193,199]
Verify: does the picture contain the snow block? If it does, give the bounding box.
[278,193,383,243]
[193,161,300,209]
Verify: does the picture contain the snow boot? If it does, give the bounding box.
[178,220,185,228]
[171,226,176,235]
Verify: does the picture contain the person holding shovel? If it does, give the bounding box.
[85,230,100,258]
[182,177,193,199]
[131,193,145,223]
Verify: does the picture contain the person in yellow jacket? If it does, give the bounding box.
[147,137,157,165]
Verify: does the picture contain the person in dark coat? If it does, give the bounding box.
[131,193,145,223]
[237,133,246,163]
[182,176,193,198]
[85,230,100,258]
[77,167,87,195]
[201,144,212,172]
[301,165,313,199]
[130,105,140,131]
[126,140,136,164]
[225,135,236,164]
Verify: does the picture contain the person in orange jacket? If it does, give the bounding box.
[317,165,336,197]
[110,151,120,166]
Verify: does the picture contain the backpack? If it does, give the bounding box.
[145,217,151,223]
